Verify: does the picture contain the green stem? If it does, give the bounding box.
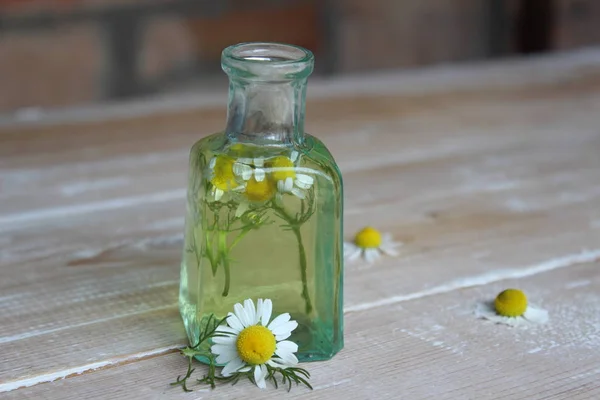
[228,227,252,252]
[201,203,219,276]
[272,203,313,314]
[191,232,202,267]
[291,226,313,314]
[219,231,231,296]
[205,230,219,276]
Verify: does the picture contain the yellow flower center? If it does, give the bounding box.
[236,325,276,365]
[494,289,528,317]
[211,156,237,191]
[354,227,382,249]
[268,156,296,182]
[245,177,275,202]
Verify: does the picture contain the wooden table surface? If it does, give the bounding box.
[2,49,600,399]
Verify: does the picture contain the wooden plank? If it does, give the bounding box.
[4,262,599,398]
[1,50,600,395]
[3,64,600,221]
[0,124,599,386]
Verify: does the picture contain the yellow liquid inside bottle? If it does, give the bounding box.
[179,136,343,362]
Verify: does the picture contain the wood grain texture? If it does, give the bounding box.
[4,263,600,399]
[1,49,600,398]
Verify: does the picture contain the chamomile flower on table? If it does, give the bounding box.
[172,299,311,392]
[211,298,301,389]
[475,288,549,327]
[344,226,402,263]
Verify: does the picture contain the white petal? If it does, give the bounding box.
[271,320,298,338]
[211,335,236,345]
[380,243,400,257]
[209,157,216,169]
[242,170,252,181]
[294,178,312,190]
[295,174,314,187]
[243,299,256,327]
[343,242,357,255]
[254,168,266,182]
[474,302,495,319]
[291,188,306,199]
[275,331,293,341]
[214,188,224,201]
[238,157,252,165]
[276,340,298,354]
[207,191,216,203]
[255,299,264,325]
[215,351,237,366]
[232,162,244,175]
[261,299,273,326]
[290,150,299,162]
[277,180,285,193]
[348,248,362,262]
[284,177,294,192]
[267,359,288,368]
[226,312,244,332]
[235,202,249,218]
[216,325,240,335]
[382,237,402,249]
[234,162,253,181]
[211,343,233,356]
[239,366,252,373]
[254,158,265,167]
[523,305,549,324]
[221,357,245,377]
[234,303,250,328]
[275,349,298,366]
[364,248,380,263]
[343,242,362,262]
[474,302,528,327]
[213,346,238,364]
[268,313,291,331]
[349,249,362,261]
[274,192,283,204]
[254,364,268,389]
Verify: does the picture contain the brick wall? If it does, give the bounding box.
[0,24,102,110]
[553,0,600,49]
[1,1,600,112]
[336,0,493,72]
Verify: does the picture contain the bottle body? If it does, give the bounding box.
[179,133,344,361]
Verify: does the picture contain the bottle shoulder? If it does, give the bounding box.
[188,132,342,185]
[190,132,227,154]
[302,134,343,184]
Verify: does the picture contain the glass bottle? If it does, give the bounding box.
[179,43,344,362]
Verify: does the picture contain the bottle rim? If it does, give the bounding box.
[222,42,314,81]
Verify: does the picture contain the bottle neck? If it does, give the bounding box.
[225,77,307,145]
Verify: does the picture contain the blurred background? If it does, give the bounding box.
[1,0,599,115]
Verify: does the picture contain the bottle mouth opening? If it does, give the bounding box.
[222,42,314,80]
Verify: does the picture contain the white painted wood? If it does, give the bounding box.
[3,264,599,398]
[1,48,600,398]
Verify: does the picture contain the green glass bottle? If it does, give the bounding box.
[179,42,343,362]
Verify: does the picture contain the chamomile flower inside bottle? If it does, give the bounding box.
[179,43,344,362]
